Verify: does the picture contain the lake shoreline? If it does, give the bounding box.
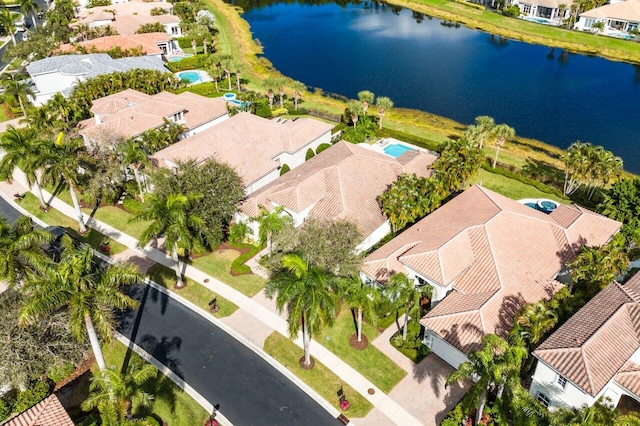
[209,0,637,178]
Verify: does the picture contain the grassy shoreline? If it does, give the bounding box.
[207,0,638,179]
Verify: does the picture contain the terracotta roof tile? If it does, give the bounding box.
[57,32,171,55]
[4,394,73,426]
[615,361,640,397]
[239,141,436,238]
[362,185,621,354]
[151,112,334,187]
[535,277,640,397]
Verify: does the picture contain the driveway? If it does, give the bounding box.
[118,285,342,426]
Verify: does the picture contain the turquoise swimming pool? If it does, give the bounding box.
[177,71,201,84]
[384,143,415,158]
[168,54,194,62]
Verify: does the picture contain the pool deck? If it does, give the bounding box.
[361,137,439,158]
[175,69,212,86]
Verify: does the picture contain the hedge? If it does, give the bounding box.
[450,0,485,10]
[280,164,290,175]
[175,82,222,98]
[165,54,208,72]
[230,243,262,275]
[378,128,441,153]
[316,143,331,154]
[305,148,315,160]
[287,108,309,116]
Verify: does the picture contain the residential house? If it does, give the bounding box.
[25,54,168,106]
[515,0,572,21]
[78,89,229,146]
[531,274,640,413]
[150,112,334,195]
[58,33,178,57]
[77,2,181,37]
[238,141,437,251]
[361,185,621,369]
[574,0,640,34]
[3,394,73,426]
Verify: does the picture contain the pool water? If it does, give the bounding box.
[168,54,194,62]
[179,72,201,84]
[539,200,558,211]
[384,143,416,158]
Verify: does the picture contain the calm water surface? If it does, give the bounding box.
[239,1,640,172]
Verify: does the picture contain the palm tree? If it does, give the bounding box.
[491,123,516,168]
[252,205,292,256]
[82,358,156,422]
[0,9,17,45]
[375,96,393,130]
[591,20,605,33]
[0,126,52,209]
[234,63,245,92]
[341,276,377,344]
[357,90,374,116]
[550,398,617,426]
[42,136,89,233]
[446,334,527,425]
[290,81,306,110]
[19,236,141,370]
[616,412,640,426]
[347,100,363,130]
[384,273,431,340]
[20,0,39,29]
[278,84,286,109]
[515,301,557,348]
[132,192,206,288]
[218,55,233,91]
[263,77,284,110]
[265,253,339,368]
[0,71,34,117]
[0,216,52,288]
[47,93,74,128]
[120,140,150,202]
[570,238,629,298]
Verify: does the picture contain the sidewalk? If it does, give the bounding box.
[14,184,425,426]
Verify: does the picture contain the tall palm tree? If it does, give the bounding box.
[341,276,377,344]
[550,398,617,426]
[491,123,516,168]
[375,96,393,130]
[252,205,292,256]
[19,236,141,370]
[132,192,206,288]
[120,140,150,202]
[42,136,89,232]
[616,412,640,426]
[384,273,431,340]
[570,239,629,298]
[265,253,339,368]
[0,126,52,209]
[19,0,39,29]
[263,77,284,110]
[290,81,306,110]
[357,90,374,116]
[82,358,156,421]
[0,9,17,45]
[446,334,527,425]
[0,71,34,117]
[47,93,74,128]
[0,216,52,288]
[347,100,363,130]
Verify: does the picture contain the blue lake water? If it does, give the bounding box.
[239,1,640,173]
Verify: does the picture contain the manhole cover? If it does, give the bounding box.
[367,388,375,395]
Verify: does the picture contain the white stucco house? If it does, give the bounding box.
[360,185,621,369]
[515,0,572,22]
[78,89,229,147]
[76,2,181,37]
[150,112,334,195]
[25,54,168,106]
[237,140,437,252]
[531,274,640,413]
[574,0,640,35]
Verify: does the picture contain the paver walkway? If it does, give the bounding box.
[0,174,470,424]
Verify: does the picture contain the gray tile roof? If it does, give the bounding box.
[26,53,167,78]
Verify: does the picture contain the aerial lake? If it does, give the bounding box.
[236,0,640,173]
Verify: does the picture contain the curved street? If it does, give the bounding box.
[0,196,341,425]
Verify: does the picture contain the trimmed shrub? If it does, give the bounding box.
[0,399,11,423]
[175,37,193,49]
[165,54,208,72]
[503,5,520,16]
[287,107,309,116]
[271,107,288,117]
[13,380,50,415]
[316,143,331,154]
[305,148,315,161]
[280,164,290,175]
[230,243,262,275]
[254,100,272,119]
[175,82,221,98]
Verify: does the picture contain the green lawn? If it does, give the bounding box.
[473,169,566,203]
[19,192,128,255]
[318,308,406,393]
[263,332,374,418]
[99,342,210,426]
[191,248,266,297]
[83,205,149,241]
[146,263,238,318]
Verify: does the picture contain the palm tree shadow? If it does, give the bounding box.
[139,334,184,380]
[121,284,151,372]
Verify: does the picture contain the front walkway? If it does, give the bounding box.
[0,176,470,424]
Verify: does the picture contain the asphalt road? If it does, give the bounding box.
[0,197,342,425]
[119,285,342,425]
